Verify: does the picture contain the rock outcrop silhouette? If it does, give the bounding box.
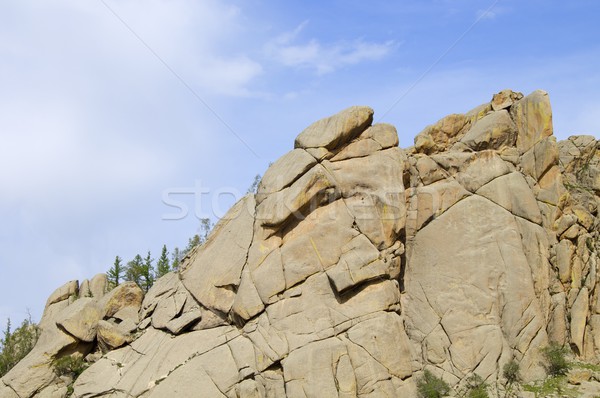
[1,89,599,397]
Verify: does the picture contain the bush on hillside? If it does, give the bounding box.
[0,316,40,377]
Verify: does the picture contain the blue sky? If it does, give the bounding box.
[1,0,599,330]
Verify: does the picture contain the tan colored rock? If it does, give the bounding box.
[346,312,413,379]
[78,279,90,299]
[56,297,102,342]
[326,234,393,293]
[89,273,108,299]
[415,155,447,185]
[250,248,285,304]
[325,147,406,249]
[99,282,144,319]
[414,113,469,154]
[590,315,600,353]
[362,123,399,148]
[511,90,553,154]
[571,287,589,354]
[294,106,373,150]
[165,310,202,335]
[140,271,180,319]
[330,137,382,161]
[574,206,595,230]
[404,196,548,382]
[476,172,543,224]
[280,200,357,288]
[491,89,523,111]
[454,151,512,192]
[112,305,139,324]
[231,269,264,321]
[568,368,592,385]
[283,338,352,397]
[460,109,517,150]
[256,164,337,228]
[151,289,187,329]
[45,280,78,307]
[181,195,255,313]
[256,148,316,199]
[405,179,471,236]
[548,293,567,344]
[556,240,575,283]
[96,319,132,351]
[521,136,559,180]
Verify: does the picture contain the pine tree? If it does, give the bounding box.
[140,251,155,293]
[171,247,181,272]
[182,235,201,258]
[199,218,213,243]
[247,174,261,194]
[156,245,170,278]
[125,254,144,287]
[107,256,124,288]
[0,315,39,377]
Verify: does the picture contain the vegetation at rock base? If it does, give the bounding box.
[417,369,451,398]
[541,343,571,376]
[503,359,520,385]
[502,359,520,397]
[462,374,489,398]
[0,316,40,377]
[53,355,89,378]
[522,375,578,397]
[53,355,90,396]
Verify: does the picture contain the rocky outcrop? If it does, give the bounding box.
[1,89,599,397]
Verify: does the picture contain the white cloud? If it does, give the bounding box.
[267,22,396,75]
[476,6,510,21]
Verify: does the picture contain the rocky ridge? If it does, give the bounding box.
[1,89,599,397]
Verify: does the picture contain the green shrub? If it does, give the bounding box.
[541,343,570,376]
[502,360,520,385]
[465,374,489,398]
[0,316,40,377]
[417,369,451,398]
[52,355,88,379]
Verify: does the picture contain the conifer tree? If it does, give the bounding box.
[140,251,155,292]
[107,256,124,288]
[184,235,201,255]
[0,315,39,377]
[247,174,261,194]
[156,245,170,278]
[199,218,213,243]
[171,247,181,272]
[125,254,144,287]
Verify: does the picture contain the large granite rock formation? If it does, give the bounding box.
[1,89,599,397]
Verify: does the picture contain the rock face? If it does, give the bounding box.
[1,89,599,397]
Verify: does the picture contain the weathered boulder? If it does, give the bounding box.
[294,106,373,150]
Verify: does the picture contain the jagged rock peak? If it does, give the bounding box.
[2,90,600,398]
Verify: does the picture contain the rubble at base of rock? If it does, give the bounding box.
[1,89,600,398]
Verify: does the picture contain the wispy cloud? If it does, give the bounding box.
[476,6,510,21]
[267,21,396,75]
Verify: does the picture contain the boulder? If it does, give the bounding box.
[294,106,373,150]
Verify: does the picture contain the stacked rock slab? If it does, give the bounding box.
[1,89,599,397]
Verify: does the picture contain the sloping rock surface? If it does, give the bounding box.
[1,90,599,398]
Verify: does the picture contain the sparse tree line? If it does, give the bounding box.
[107,218,213,292]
